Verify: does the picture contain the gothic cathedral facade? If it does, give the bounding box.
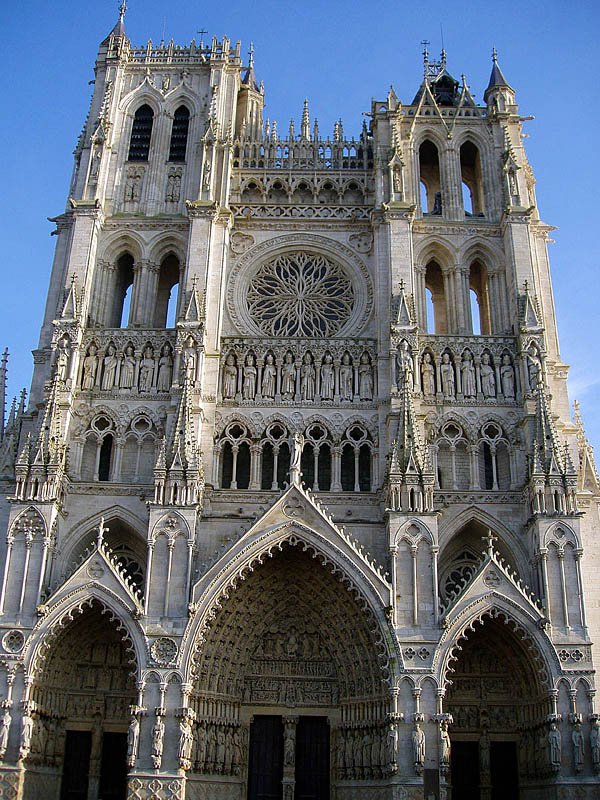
[0,12,598,800]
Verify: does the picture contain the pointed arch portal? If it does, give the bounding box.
[187,543,392,797]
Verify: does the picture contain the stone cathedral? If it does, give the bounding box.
[0,9,598,800]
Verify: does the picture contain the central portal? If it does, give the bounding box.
[247,715,329,800]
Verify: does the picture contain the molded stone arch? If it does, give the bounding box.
[149,510,191,543]
[60,505,148,567]
[97,230,145,265]
[119,79,164,116]
[393,518,436,548]
[543,520,581,549]
[414,238,455,272]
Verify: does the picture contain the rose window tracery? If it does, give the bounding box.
[246,252,355,337]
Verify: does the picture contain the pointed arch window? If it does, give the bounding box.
[460,141,485,216]
[128,104,154,162]
[168,105,190,162]
[419,140,442,215]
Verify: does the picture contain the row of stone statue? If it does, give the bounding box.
[334,723,393,779]
[77,336,200,392]
[222,350,375,403]
[394,340,540,400]
[518,716,600,777]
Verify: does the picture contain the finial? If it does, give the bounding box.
[248,41,255,69]
[482,529,497,557]
[118,0,127,23]
[492,47,498,63]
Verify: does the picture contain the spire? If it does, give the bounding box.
[301,99,310,141]
[573,400,600,493]
[484,48,513,103]
[102,0,128,44]
[0,349,7,443]
[241,42,260,91]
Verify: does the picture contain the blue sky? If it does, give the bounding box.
[2,1,599,448]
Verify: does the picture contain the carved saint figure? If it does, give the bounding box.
[387,723,399,769]
[139,345,155,392]
[262,353,276,399]
[126,715,140,767]
[480,353,496,398]
[421,352,435,397]
[156,343,173,391]
[284,726,295,766]
[547,722,561,770]
[82,343,99,390]
[216,728,226,772]
[289,432,303,486]
[339,353,353,401]
[358,353,373,400]
[396,340,413,390]
[412,721,425,772]
[183,337,197,384]
[461,350,476,398]
[501,353,515,398]
[19,713,34,760]
[281,352,296,400]
[242,353,257,400]
[125,171,142,202]
[479,728,491,775]
[120,345,136,389]
[0,709,11,757]
[301,353,316,401]
[591,719,600,770]
[572,721,584,771]
[56,336,71,384]
[223,354,237,399]
[179,718,194,768]
[527,345,542,391]
[440,721,451,767]
[321,353,334,400]
[151,715,165,768]
[101,343,118,390]
[440,353,455,398]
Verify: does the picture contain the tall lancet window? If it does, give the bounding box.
[168,106,190,162]
[128,104,154,162]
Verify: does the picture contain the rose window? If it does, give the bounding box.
[246,252,355,337]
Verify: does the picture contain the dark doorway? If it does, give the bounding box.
[450,740,479,800]
[60,730,92,800]
[491,741,519,800]
[99,732,128,800]
[248,716,284,800]
[295,717,330,800]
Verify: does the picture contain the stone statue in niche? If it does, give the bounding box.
[547,722,561,771]
[166,171,181,202]
[82,343,99,390]
[124,169,142,202]
[501,354,515,398]
[591,718,600,771]
[151,715,165,769]
[479,728,491,776]
[395,340,413,390]
[339,353,353,400]
[262,353,276,399]
[19,713,34,760]
[281,352,296,400]
[321,354,334,401]
[126,715,140,766]
[283,725,295,766]
[358,353,373,400]
[572,720,584,772]
[120,345,136,389]
[0,708,11,758]
[139,345,155,392]
[412,721,425,773]
[461,351,476,398]
[480,353,496,398]
[387,722,398,771]
[101,343,118,390]
[432,191,442,215]
[178,718,194,769]
[392,162,403,196]
[527,345,542,391]
[156,343,173,391]
[223,354,238,399]
[301,353,316,401]
[216,728,226,772]
[242,354,257,400]
[183,337,198,384]
[421,352,435,397]
[439,720,451,768]
[56,336,71,384]
[440,353,455,398]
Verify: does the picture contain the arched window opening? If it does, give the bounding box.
[154,254,180,328]
[481,441,494,490]
[470,289,481,335]
[425,288,435,334]
[359,444,371,491]
[221,442,234,489]
[111,253,135,328]
[98,434,113,482]
[462,181,473,215]
[168,105,190,162]
[469,260,491,335]
[261,442,275,490]
[235,442,251,489]
[425,260,447,334]
[128,104,154,162]
[301,443,315,489]
[318,445,332,491]
[419,140,441,215]
[341,443,355,491]
[460,141,484,216]
[419,180,428,213]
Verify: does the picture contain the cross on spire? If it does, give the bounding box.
[482,529,497,556]
[248,41,255,69]
[96,516,109,549]
[119,0,127,23]
[197,29,208,48]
